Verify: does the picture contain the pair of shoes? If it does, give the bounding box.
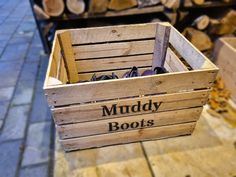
[142,67,167,76]
[91,72,118,81]
[78,72,118,83]
[123,66,167,78]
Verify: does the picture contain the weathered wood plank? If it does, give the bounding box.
[69,23,157,45]
[45,69,217,107]
[152,22,171,69]
[169,26,217,70]
[165,48,189,71]
[76,54,152,73]
[58,32,79,83]
[73,39,155,59]
[58,107,202,139]
[60,122,196,151]
[52,90,208,124]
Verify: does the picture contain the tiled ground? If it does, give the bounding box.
[0,0,53,177]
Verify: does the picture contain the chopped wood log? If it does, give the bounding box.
[33,4,50,20]
[160,0,180,9]
[66,0,85,15]
[89,0,108,14]
[42,0,65,17]
[208,10,236,35]
[183,27,212,51]
[163,11,177,25]
[137,0,160,8]
[191,0,205,5]
[108,0,137,11]
[192,15,210,30]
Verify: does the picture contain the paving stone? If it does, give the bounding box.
[0,34,11,48]
[0,47,4,56]
[12,80,35,105]
[0,105,30,141]
[0,101,10,120]
[1,43,29,61]
[17,21,36,33]
[8,36,32,45]
[0,140,22,177]
[0,86,14,101]
[19,164,49,177]
[22,121,51,166]
[19,61,39,81]
[26,46,43,62]
[0,23,18,34]
[0,61,23,87]
[37,55,49,83]
[31,91,51,123]
[0,119,3,129]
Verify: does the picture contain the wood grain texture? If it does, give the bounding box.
[76,54,152,73]
[59,32,79,83]
[152,22,171,69]
[60,122,196,151]
[45,69,217,107]
[52,90,208,124]
[57,107,202,139]
[73,39,155,59]
[169,26,216,70]
[214,37,236,102]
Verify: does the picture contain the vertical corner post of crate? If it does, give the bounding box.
[58,31,79,84]
[152,22,171,70]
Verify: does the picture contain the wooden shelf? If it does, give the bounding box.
[182,1,236,9]
[42,5,164,22]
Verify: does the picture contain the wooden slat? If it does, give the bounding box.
[76,60,173,81]
[52,90,208,125]
[76,54,152,73]
[58,32,79,83]
[60,122,196,151]
[73,39,155,59]
[165,48,189,72]
[152,22,171,69]
[45,69,217,107]
[69,23,157,45]
[169,26,217,70]
[77,67,151,81]
[58,107,202,139]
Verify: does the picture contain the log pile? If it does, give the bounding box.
[208,77,236,127]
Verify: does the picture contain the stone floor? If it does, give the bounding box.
[0,0,53,177]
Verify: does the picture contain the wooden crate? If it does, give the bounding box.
[214,37,236,102]
[43,22,218,151]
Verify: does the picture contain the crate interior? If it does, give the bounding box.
[44,23,217,105]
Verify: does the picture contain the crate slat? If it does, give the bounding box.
[60,122,196,151]
[73,39,155,60]
[58,107,202,139]
[52,90,208,125]
[45,69,216,107]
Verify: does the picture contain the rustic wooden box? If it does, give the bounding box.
[214,37,236,102]
[44,22,218,151]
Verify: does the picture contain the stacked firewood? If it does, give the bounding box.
[181,9,236,52]
[208,77,236,127]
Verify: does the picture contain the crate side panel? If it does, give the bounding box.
[57,107,202,139]
[53,90,209,124]
[70,23,157,45]
[73,39,155,60]
[76,54,152,73]
[60,122,196,151]
[45,70,217,107]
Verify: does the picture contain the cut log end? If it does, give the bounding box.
[66,0,85,15]
[43,0,65,17]
[192,15,210,30]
